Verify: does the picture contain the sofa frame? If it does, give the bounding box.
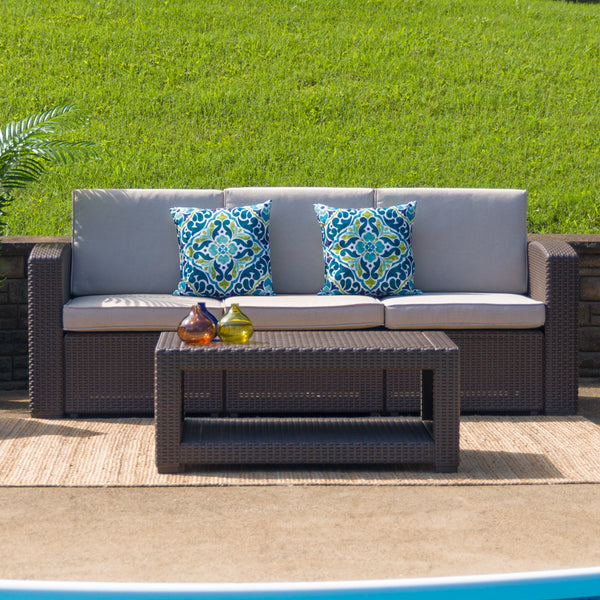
[28,236,578,419]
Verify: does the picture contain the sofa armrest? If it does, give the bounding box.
[528,239,579,414]
[28,242,72,417]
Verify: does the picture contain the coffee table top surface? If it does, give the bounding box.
[156,330,457,355]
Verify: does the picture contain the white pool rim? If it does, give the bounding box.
[1,566,600,599]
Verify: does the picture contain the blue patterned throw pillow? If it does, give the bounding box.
[170,201,274,298]
[313,202,421,297]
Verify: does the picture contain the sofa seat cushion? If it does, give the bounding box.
[383,293,545,329]
[63,294,224,331]
[223,295,384,330]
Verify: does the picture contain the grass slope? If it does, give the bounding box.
[1,0,599,234]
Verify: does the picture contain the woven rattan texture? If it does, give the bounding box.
[226,369,384,414]
[27,238,579,418]
[27,243,71,418]
[449,330,544,413]
[529,240,579,414]
[154,330,460,472]
[65,333,223,416]
[181,418,435,464]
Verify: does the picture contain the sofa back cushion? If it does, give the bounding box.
[71,186,528,297]
[376,188,528,293]
[71,189,223,295]
[224,187,375,294]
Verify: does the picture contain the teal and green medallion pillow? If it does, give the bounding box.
[170,200,274,298]
[313,202,421,297]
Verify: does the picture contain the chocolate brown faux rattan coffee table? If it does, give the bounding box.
[154,330,460,474]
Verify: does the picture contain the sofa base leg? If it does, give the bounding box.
[157,464,182,474]
[30,410,66,419]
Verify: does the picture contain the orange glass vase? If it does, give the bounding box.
[177,303,216,345]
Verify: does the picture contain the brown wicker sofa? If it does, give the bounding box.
[28,187,578,418]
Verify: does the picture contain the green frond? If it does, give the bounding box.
[0,156,46,188]
[0,103,99,230]
[0,104,92,157]
[0,103,88,147]
[27,139,100,164]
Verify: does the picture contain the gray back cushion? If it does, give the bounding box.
[224,187,375,294]
[376,188,528,293]
[71,188,224,295]
[71,187,528,297]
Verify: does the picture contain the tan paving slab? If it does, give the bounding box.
[0,385,598,583]
[1,485,599,583]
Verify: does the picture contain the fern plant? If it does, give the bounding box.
[0,103,99,235]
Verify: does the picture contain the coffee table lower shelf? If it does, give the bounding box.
[174,417,438,469]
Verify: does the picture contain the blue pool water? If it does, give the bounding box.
[0,568,599,600]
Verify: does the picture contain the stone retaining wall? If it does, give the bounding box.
[541,234,600,378]
[2,234,600,389]
[0,236,69,390]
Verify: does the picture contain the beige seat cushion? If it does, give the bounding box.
[64,292,543,332]
[383,293,545,329]
[223,295,384,330]
[63,294,224,331]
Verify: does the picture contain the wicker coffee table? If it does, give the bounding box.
[154,330,460,473]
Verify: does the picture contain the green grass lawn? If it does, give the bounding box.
[1,0,600,235]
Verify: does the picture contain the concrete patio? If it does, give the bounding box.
[0,383,598,584]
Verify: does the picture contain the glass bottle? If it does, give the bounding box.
[217,303,254,343]
[177,302,216,345]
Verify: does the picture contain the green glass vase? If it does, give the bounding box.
[217,303,254,344]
